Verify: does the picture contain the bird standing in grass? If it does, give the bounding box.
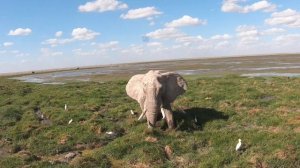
[65,104,67,111]
[236,139,242,151]
[130,110,135,115]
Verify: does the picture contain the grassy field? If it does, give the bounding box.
[0,74,300,167]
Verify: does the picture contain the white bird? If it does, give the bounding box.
[130,110,135,115]
[194,116,198,123]
[65,104,68,111]
[68,119,73,124]
[235,139,242,151]
[106,131,115,135]
[161,108,166,119]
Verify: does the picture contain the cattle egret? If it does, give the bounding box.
[194,116,198,123]
[106,131,115,135]
[68,119,73,124]
[130,110,135,115]
[236,139,242,151]
[161,108,166,119]
[65,104,67,111]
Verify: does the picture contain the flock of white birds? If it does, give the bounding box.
[64,104,243,152]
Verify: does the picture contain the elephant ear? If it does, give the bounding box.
[162,72,187,103]
[126,74,145,103]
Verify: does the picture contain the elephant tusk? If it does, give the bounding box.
[161,108,166,119]
[138,110,147,120]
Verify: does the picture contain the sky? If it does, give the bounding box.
[1,0,300,73]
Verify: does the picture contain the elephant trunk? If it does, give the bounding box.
[146,104,160,128]
[144,88,161,128]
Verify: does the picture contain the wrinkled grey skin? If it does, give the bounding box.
[126,70,187,129]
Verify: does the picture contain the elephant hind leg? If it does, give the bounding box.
[162,104,175,129]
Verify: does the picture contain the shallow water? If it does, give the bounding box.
[11,68,116,84]
[234,65,300,71]
[176,69,210,75]
[11,55,300,83]
[241,73,300,77]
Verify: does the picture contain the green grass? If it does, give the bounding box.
[0,75,300,167]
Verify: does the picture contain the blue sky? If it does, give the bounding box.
[1,0,300,73]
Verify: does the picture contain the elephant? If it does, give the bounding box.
[126,70,187,129]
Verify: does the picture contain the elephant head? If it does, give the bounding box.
[126,70,187,129]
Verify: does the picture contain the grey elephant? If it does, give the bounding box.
[126,70,187,129]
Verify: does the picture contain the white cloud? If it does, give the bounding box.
[3,42,14,47]
[8,28,32,36]
[73,41,120,57]
[275,34,300,44]
[121,44,144,55]
[234,25,287,45]
[265,9,300,28]
[144,27,234,51]
[236,25,260,44]
[43,38,73,47]
[210,34,232,40]
[43,28,99,47]
[173,34,233,49]
[73,48,97,56]
[222,0,276,13]
[262,28,285,35]
[222,0,244,13]
[244,0,276,12]
[165,15,206,28]
[55,31,63,37]
[175,35,204,45]
[72,28,100,40]
[98,41,119,50]
[149,21,155,26]
[79,0,128,12]
[120,7,162,19]
[215,41,230,49]
[236,25,260,36]
[145,28,184,40]
[0,49,29,57]
[146,42,162,47]
[41,48,63,57]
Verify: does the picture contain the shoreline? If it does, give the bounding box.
[1,53,299,77]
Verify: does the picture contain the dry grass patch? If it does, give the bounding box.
[248,108,262,116]
[287,115,300,125]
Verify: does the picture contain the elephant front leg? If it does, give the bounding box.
[162,104,174,129]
